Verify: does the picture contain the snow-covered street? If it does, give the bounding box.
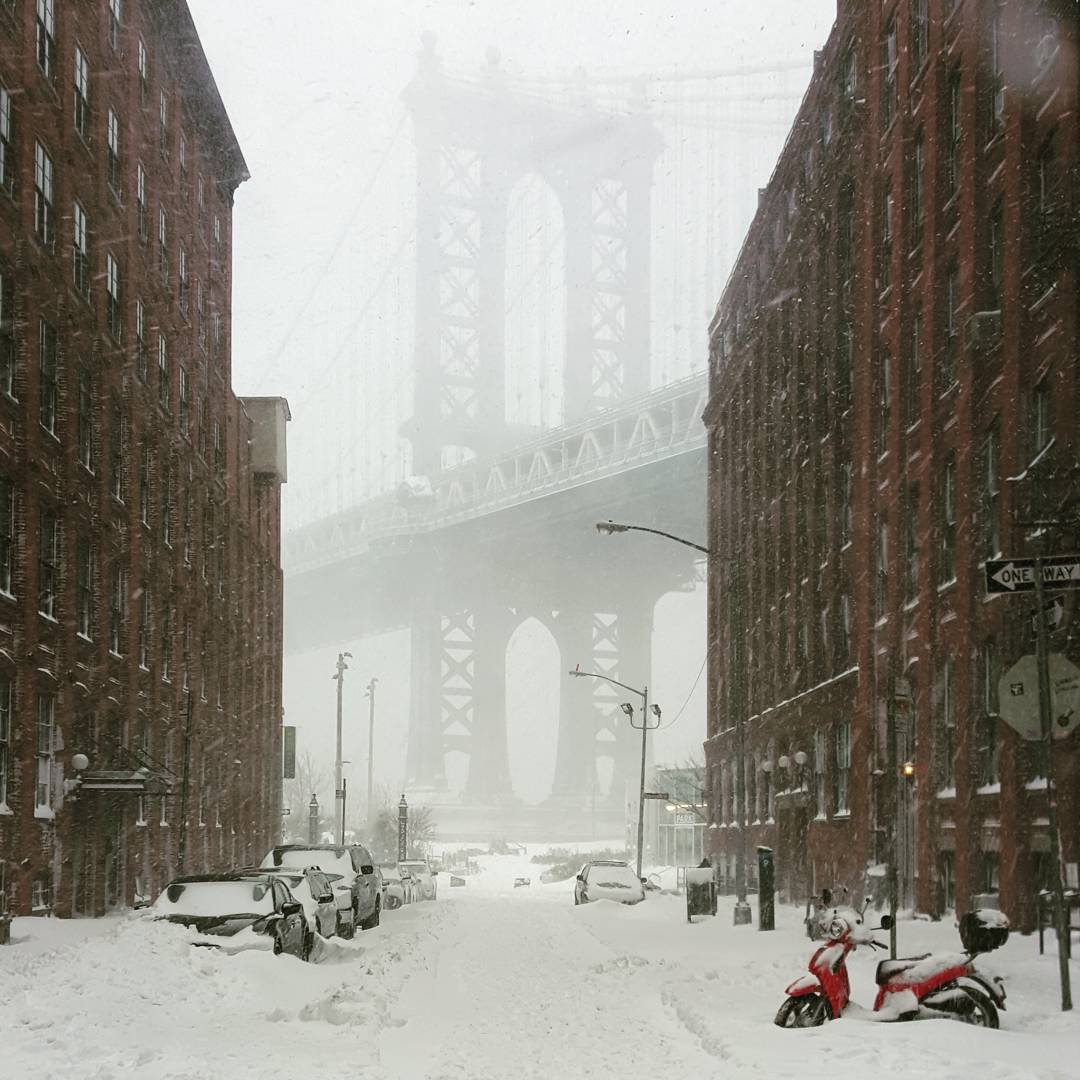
[2,855,1078,1080]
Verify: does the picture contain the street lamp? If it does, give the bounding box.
[570,668,661,879]
[595,520,753,924]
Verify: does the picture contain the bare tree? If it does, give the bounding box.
[282,751,333,840]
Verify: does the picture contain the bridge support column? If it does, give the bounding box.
[406,610,447,790]
[465,604,514,803]
[550,610,595,802]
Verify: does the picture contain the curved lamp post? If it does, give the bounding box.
[569,668,660,879]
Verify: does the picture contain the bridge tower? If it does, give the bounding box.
[400,37,665,805]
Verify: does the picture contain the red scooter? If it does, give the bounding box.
[775,902,1008,1029]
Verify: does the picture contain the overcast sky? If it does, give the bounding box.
[184,1,839,805]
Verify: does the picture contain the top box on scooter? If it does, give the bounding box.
[959,909,1009,953]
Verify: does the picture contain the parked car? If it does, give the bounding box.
[573,861,646,906]
[235,865,339,939]
[400,859,437,901]
[152,872,311,959]
[261,844,382,936]
[379,864,416,909]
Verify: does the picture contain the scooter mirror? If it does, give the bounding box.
[879,914,893,930]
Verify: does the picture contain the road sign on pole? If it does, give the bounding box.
[998,654,1080,742]
[985,555,1080,594]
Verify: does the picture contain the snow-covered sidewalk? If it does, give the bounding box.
[1,855,1077,1079]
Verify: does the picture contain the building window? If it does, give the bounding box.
[108,562,125,656]
[984,423,1000,558]
[212,420,223,476]
[106,253,122,341]
[75,534,92,638]
[139,443,151,526]
[814,730,826,818]
[947,69,961,198]
[35,691,55,812]
[34,142,54,249]
[988,201,1003,311]
[842,44,857,99]
[882,17,898,129]
[135,298,147,381]
[905,483,919,603]
[910,0,928,72]
[38,507,58,618]
[909,130,923,250]
[179,247,189,314]
[136,164,148,244]
[36,0,56,81]
[980,642,1000,786]
[159,89,168,159]
[179,367,189,435]
[876,520,888,621]
[73,202,90,298]
[157,333,169,410]
[77,367,93,470]
[0,86,12,193]
[1033,381,1051,457]
[162,460,172,547]
[879,185,893,294]
[213,215,221,248]
[876,349,890,456]
[197,175,205,222]
[137,583,150,669]
[106,109,121,194]
[39,318,58,436]
[0,271,11,398]
[74,47,90,139]
[905,312,921,429]
[940,453,956,583]
[109,399,124,501]
[0,478,13,596]
[988,3,1004,136]
[832,721,850,814]
[938,659,956,790]
[839,593,850,660]
[158,208,168,286]
[942,264,959,392]
[196,280,206,351]
[0,676,10,808]
[137,39,148,107]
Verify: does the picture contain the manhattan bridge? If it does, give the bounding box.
[278,37,813,837]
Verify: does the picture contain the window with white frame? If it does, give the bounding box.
[938,659,956,789]
[988,2,1004,135]
[179,367,189,435]
[0,478,12,597]
[36,0,56,81]
[159,89,168,158]
[137,39,148,107]
[35,691,55,812]
[108,561,125,655]
[75,534,92,639]
[162,459,172,547]
[73,202,89,298]
[109,399,124,501]
[158,207,168,286]
[136,164,147,243]
[0,272,11,398]
[984,423,1000,558]
[74,47,90,139]
[814,730,826,818]
[34,142,54,248]
[178,247,188,314]
[832,722,850,813]
[1033,380,1051,457]
[0,86,12,193]
[135,298,147,380]
[139,442,150,526]
[106,253,122,341]
[39,318,57,436]
[108,0,122,51]
[0,675,9,809]
[980,641,1000,786]
[138,583,150,669]
[160,609,172,683]
[106,109,121,194]
[157,333,169,409]
[179,129,187,175]
[940,453,956,583]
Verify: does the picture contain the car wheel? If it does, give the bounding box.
[272,928,284,956]
[956,986,999,1028]
[301,930,314,962]
[359,898,381,930]
[774,994,831,1028]
[336,910,355,940]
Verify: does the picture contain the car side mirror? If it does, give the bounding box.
[281,901,302,917]
[576,874,585,882]
[880,914,893,930]
[361,865,374,875]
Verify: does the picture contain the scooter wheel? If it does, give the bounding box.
[957,986,999,1029]
[774,994,831,1028]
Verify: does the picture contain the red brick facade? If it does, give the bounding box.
[704,0,1078,928]
[0,1,288,916]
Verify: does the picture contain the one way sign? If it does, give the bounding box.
[985,556,1080,594]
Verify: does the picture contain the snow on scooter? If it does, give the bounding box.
[775,901,1009,1029]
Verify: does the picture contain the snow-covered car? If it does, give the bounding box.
[379,864,417,909]
[236,865,339,938]
[152,872,312,959]
[573,861,646,906]
[400,860,437,901]
[262,844,382,936]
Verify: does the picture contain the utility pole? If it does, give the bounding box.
[365,678,377,831]
[332,651,351,846]
[1033,555,1072,1012]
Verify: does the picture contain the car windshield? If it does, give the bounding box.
[588,864,640,890]
[272,850,353,877]
[154,881,275,918]
[400,862,428,874]
[380,866,401,881]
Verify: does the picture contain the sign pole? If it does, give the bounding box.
[886,668,899,959]
[1033,556,1072,1012]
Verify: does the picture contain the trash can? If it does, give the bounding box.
[686,867,717,922]
[757,847,775,932]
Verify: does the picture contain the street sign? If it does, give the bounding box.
[673,813,698,825]
[985,556,1080,594]
[1032,597,1066,634]
[998,653,1080,742]
[643,791,670,800]
[281,808,291,816]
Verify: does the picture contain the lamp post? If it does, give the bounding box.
[332,651,352,846]
[569,668,660,879]
[365,678,377,830]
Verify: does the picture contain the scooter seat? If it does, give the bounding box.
[875,954,931,985]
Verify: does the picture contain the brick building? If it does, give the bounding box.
[703,0,1078,928]
[0,0,288,917]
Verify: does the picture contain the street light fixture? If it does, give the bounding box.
[569,667,660,880]
[596,520,710,555]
